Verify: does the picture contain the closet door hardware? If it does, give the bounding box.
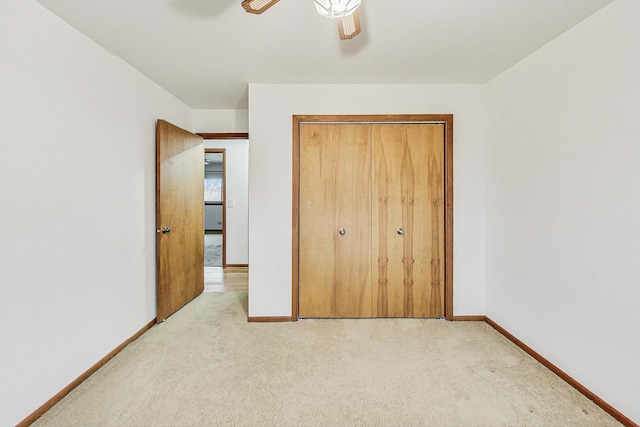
[339,228,346,236]
[397,228,404,235]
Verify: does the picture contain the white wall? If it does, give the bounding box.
[3,0,635,423]
[204,139,250,265]
[0,1,192,425]
[485,0,640,422]
[248,84,487,317]
[193,109,249,133]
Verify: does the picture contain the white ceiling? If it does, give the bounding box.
[35,0,614,109]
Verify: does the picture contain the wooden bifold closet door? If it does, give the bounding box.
[298,124,372,317]
[298,122,445,318]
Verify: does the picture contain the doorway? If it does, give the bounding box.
[292,115,454,320]
[199,133,250,271]
[204,150,226,268]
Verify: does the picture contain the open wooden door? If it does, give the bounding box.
[156,120,204,322]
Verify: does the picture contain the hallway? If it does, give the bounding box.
[204,267,248,293]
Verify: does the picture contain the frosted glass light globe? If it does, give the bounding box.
[314,0,361,18]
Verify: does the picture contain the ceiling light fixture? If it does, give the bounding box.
[314,0,361,19]
[241,0,363,40]
[242,0,280,14]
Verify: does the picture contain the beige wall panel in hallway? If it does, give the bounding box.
[298,124,372,318]
[371,124,445,318]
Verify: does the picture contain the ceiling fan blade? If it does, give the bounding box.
[241,0,281,14]
[338,10,361,40]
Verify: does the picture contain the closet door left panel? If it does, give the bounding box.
[298,124,372,318]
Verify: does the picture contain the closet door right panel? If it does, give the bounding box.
[371,124,445,318]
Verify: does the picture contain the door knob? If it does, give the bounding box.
[339,228,346,236]
[397,228,404,235]
[162,227,171,233]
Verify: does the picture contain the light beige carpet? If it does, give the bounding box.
[34,292,619,426]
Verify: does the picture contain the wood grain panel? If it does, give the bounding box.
[293,114,453,124]
[156,120,204,322]
[372,124,444,317]
[444,118,454,320]
[427,124,446,317]
[400,137,416,316]
[375,145,390,317]
[293,114,453,320]
[292,118,301,320]
[197,133,249,140]
[299,124,371,318]
[247,316,296,322]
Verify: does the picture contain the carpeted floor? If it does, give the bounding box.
[33,292,620,426]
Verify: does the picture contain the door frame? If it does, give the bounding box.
[199,132,249,269]
[292,114,454,320]
[204,148,227,267]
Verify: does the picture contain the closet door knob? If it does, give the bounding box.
[162,226,171,234]
[397,228,404,236]
[339,228,346,236]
